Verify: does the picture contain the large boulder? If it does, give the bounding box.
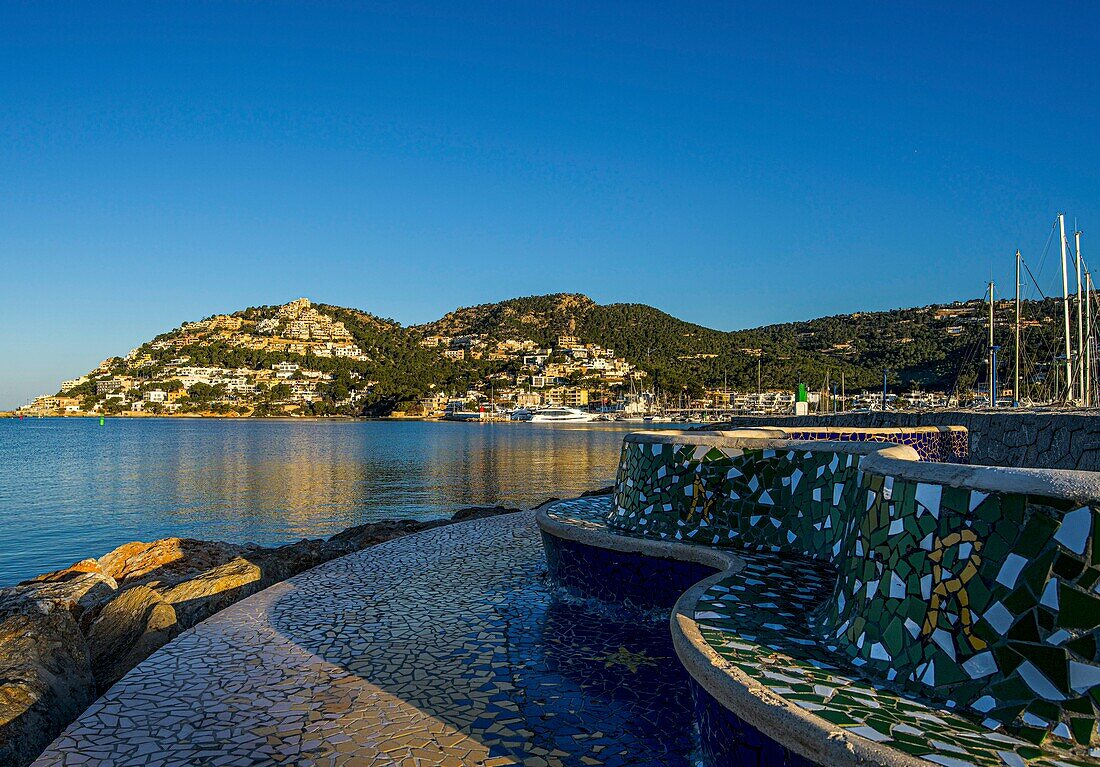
[246,538,336,587]
[22,558,102,583]
[0,599,94,767]
[326,518,441,550]
[1,572,117,622]
[85,586,179,692]
[97,538,244,587]
[449,505,522,521]
[580,486,614,497]
[153,557,262,628]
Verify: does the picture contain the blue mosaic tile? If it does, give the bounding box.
[542,531,715,609]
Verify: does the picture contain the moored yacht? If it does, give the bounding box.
[510,407,534,421]
[530,407,597,423]
[442,402,484,421]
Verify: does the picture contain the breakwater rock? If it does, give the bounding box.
[709,409,1100,471]
[0,505,522,767]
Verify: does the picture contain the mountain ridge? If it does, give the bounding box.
[24,292,1067,416]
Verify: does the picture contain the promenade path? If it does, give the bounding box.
[32,512,698,767]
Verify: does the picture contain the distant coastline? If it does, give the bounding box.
[17,292,1079,421]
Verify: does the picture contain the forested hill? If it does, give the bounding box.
[418,292,1069,394]
[51,292,1072,419]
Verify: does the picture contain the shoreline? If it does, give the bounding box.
[0,413,683,424]
[0,500,565,767]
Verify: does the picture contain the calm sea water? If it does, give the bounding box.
[0,418,680,586]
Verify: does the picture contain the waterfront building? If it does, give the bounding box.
[561,388,590,407]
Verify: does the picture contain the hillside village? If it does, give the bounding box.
[15,292,1068,418]
[20,299,657,418]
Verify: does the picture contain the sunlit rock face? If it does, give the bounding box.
[86,586,179,692]
[0,599,95,767]
[96,538,245,587]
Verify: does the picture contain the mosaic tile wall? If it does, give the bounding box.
[693,546,1097,766]
[823,471,1100,750]
[601,433,1100,759]
[609,438,867,557]
[778,427,969,464]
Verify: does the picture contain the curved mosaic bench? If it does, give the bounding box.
[707,425,969,464]
[537,429,1100,767]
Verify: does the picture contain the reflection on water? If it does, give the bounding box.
[0,418,679,585]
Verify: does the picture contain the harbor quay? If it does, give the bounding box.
[4,424,1097,767]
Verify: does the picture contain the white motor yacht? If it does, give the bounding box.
[529,407,597,423]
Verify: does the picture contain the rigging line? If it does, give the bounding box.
[1021,322,1061,387]
[948,291,992,401]
[1028,221,1058,301]
[951,332,984,403]
[1014,279,1060,399]
[1021,260,1049,300]
[1016,281,1063,361]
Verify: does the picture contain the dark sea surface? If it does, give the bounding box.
[0,418,681,586]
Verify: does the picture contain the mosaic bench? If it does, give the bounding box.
[705,425,970,464]
[537,430,1100,767]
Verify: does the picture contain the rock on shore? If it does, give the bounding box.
[0,504,522,767]
[0,598,94,767]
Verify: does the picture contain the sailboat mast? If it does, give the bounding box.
[1087,269,1094,407]
[1015,250,1021,407]
[988,282,995,407]
[1059,213,1074,403]
[1076,230,1085,404]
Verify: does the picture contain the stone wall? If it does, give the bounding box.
[709,410,1100,471]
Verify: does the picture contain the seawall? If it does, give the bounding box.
[710,409,1100,471]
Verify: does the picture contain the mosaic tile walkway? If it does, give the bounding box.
[544,494,645,536]
[32,512,701,767]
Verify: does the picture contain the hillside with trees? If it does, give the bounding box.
[35,292,1076,417]
[418,293,1069,398]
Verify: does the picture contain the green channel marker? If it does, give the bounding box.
[99,416,104,426]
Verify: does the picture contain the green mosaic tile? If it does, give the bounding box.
[563,431,1100,763]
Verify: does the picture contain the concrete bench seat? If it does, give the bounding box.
[538,429,1100,767]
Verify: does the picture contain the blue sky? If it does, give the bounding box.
[1,1,1097,408]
